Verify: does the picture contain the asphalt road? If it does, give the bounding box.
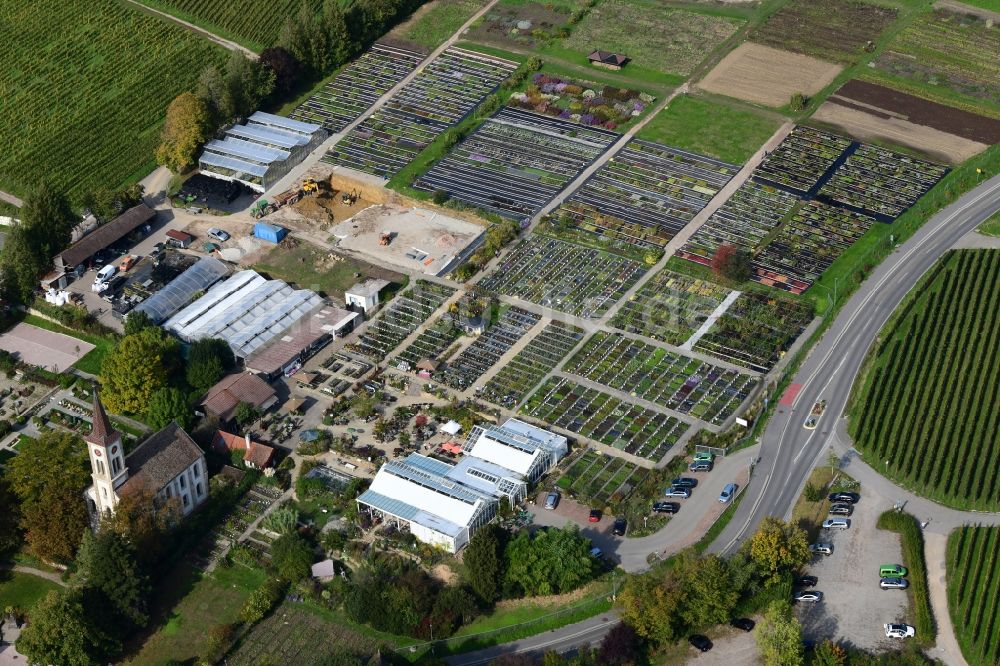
[710,173,1000,556]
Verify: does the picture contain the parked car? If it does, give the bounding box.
[794,590,823,603]
[822,518,850,530]
[719,483,737,503]
[589,509,602,523]
[652,501,680,514]
[689,461,713,472]
[664,487,691,499]
[148,242,165,258]
[884,623,915,639]
[693,451,714,462]
[92,249,112,268]
[118,255,138,272]
[809,543,833,555]
[689,635,713,652]
[671,477,697,488]
[207,227,230,242]
[828,491,860,504]
[795,575,818,588]
[613,518,627,536]
[544,492,560,510]
[879,564,908,577]
[94,264,117,285]
[880,577,909,590]
[589,546,604,560]
[730,618,755,632]
[829,503,853,516]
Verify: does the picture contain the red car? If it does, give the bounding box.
[588,509,601,523]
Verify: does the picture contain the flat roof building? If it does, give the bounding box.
[463,418,568,482]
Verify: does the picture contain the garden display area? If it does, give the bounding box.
[414,107,618,220]
[507,73,654,130]
[562,331,757,426]
[523,376,685,462]
[753,126,853,195]
[290,43,425,133]
[466,0,590,50]
[0,0,226,201]
[349,281,455,361]
[850,250,1000,510]
[554,139,736,249]
[481,321,585,408]
[442,307,540,390]
[947,525,1000,666]
[478,235,646,317]
[326,47,518,178]
[556,450,648,508]
[395,313,462,368]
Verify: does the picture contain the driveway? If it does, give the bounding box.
[794,483,908,652]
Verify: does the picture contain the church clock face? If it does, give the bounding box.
[94,449,102,457]
[111,446,118,455]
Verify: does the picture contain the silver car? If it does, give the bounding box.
[880,577,909,590]
[822,518,850,530]
[809,543,833,555]
[207,227,230,242]
[794,590,823,602]
[544,492,560,510]
[664,486,691,499]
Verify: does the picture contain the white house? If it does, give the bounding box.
[345,279,390,315]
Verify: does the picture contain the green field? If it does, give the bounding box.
[850,249,1000,510]
[978,210,1000,237]
[397,0,489,48]
[0,571,60,612]
[135,0,321,51]
[947,525,1000,665]
[0,0,226,203]
[253,240,405,299]
[637,94,781,164]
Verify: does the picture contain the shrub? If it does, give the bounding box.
[804,483,824,502]
[239,578,286,625]
[876,511,934,645]
[789,92,808,111]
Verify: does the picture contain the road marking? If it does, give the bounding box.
[722,474,769,554]
[792,356,848,464]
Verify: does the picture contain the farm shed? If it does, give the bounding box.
[199,111,325,193]
[588,50,630,70]
[51,203,155,286]
[201,372,278,422]
[165,229,193,248]
[132,256,229,324]
[212,430,276,470]
[345,278,390,314]
[253,222,287,244]
[244,304,360,380]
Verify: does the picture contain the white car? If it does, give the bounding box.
[207,227,230,242]
[793,590,823,603]
[822,518,850,530]
[809,543,833,555]
[884,623,915,639]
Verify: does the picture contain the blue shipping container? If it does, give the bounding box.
[253,222,287,244]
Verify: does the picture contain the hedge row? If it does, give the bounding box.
[877,511,935,646]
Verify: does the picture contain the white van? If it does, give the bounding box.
[94,264,117,285]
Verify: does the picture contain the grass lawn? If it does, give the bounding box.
[638,94,783,164]
[977,210,1000,237]
[394,0,488,49]
[20,315,117,375]
[791,466,835,540]
[254,241,405,299]
[0,570,60,611]
[124,564,266,665]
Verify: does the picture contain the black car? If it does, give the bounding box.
[671,477,698,488]
[613,517,627,536]
[795,575,818,588]
[689,635,713,652]
[731,618,755,632]
[828,492,860,504]
[652,501,680,514]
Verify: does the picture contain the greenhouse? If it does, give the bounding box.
[199,111,325,192]
[132,257,229,324]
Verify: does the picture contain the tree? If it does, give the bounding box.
[813,640,847,666]
[146,387,192,430]
[490,655,536,666]
[322,0,352,65]
[186,337,234,393]
[504,526,596,597]
[747,517,811,585]
[259,46,301,98]
[196,65,232,124]
[0,182,75,303]
[711,244,753,283]
[0,476,21,555]
[80,184,144,224]
[598,623,642,666]
[16,589,120,666]
[100,326,182,414]
[464,524,505,603]
[789,92,808,112]
[756,600,804,666]
[619,573,685,645]
[155,92,211,174]
[270,532,314,583]
[676,552,739,628]
[122,310,155,337]
[106,485,179,568]
[223,52,275,120]
[351,393,376,419]
[75,529,150,629]
[234,401,261,430]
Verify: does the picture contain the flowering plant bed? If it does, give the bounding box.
[482,321,585,408]
[478,235,646,317]
[522,376,685,462]
[555,139,736,249]
[556,449,649,507]
[442,307,540,390]
[611,268,730,345]
[753,125,852,194]
[348,281,455,361]
[563,331,757,426]
[395,314,463,367]
[508,73,654,129]
[290,43,425,133]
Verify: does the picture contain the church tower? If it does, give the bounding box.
[85,388,127,515]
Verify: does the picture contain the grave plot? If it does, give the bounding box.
[481,321,585,408]
[819,144,948,220]
[556,450,649,507]
[347,281,455,361]
[554,139,737,248]
[478,235,646,317]
[414,107,618,220]
[610,268,730,345]
[694,291,814,373]
[325,47,518,178]
[522,376,686,462]
[289,43,425,133]
[753,200,875,293]
[394,314,462,367]
[442,307,541,390]
[563,331,757,425]
[678,180,798,265]
[753,125,852,194]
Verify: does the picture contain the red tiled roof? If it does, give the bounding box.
[212,429,275,469]
[201,373,277,421]
[86,388,118,448]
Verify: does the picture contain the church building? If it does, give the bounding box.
[84,390,208,519]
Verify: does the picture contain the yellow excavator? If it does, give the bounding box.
[302,178,320,196]
[342,188,358,205]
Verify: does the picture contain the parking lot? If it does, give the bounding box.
[794,483,909,652]
[529,491,618,557]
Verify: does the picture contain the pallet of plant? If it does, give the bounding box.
[611,268,730,345]
[752,125,852,195]
[348,281,455,361]
[508,73,654,130]
[394,313,463,367]
[482,321,585,408]
[556,450,649,507]
[442,307,541,389]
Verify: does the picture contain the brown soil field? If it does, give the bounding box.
[835,79,1000,144]
[812,103,988,164]
[467,1,580,49]
[751,0,898,63]
[697,42,842,107]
